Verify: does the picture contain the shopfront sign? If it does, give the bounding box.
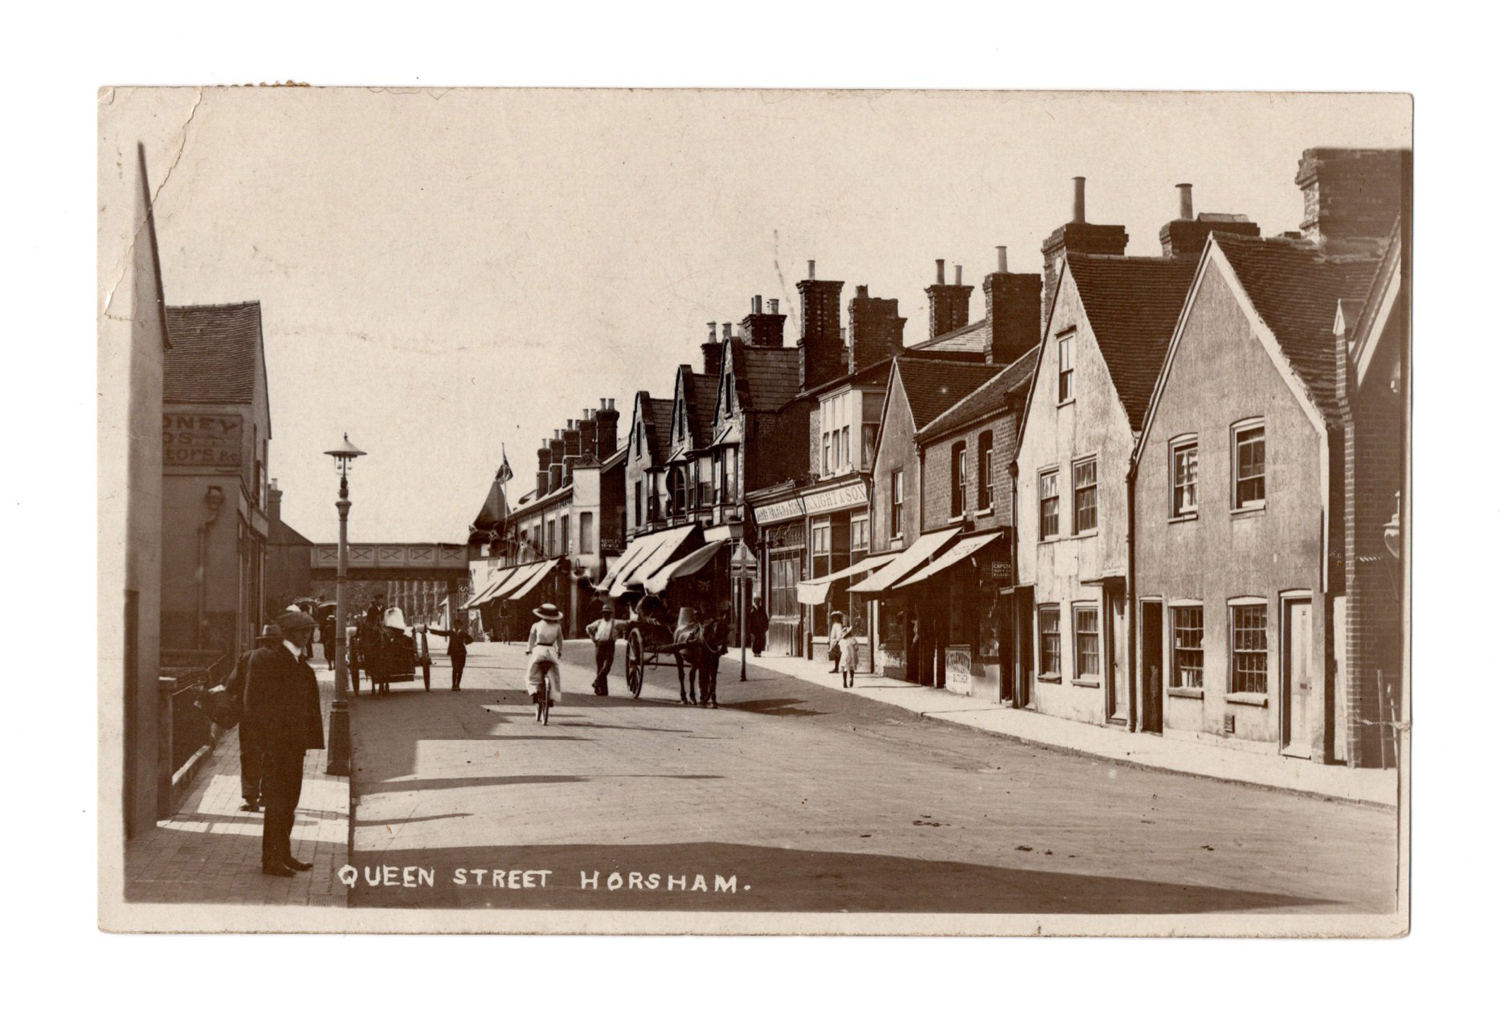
[163,413,243,466]
[753,495,805,525]
[802,481,868,516]
[946,646,973,695]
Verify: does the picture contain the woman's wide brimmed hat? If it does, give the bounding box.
[830,611,846,621]
[534,603,564,621]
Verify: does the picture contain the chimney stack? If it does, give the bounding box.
[548,431,565,493]
[797,260,845,390]
[563,422,582,483]
[984,247,1043,367]
[1158,183,1261,258]
[267,479,282,523]
[702,337,723,378]
[595,397,619,460]
[742,292,787,348]
[1041,175,1129,329]
[1295,147,1410,255]
[848,285,907,374]
[926,257,974,339]
[579,408,597,462]
[536,441,552,498]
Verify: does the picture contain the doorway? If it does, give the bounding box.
[1281,596,1314,757]
[1014,587,1034,708]
[1140,600,1163,734]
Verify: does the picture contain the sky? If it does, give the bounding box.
[100,89,1410,544]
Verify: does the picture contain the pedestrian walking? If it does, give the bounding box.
[749,599,769,657]
[225,623,282,811]
[321,618,336,670]
[244,609,324,878]
[838,617,861,689]
[827,611,846,674]
[525,603,566,709]
[429,621,473,690]
[586,602,618,696]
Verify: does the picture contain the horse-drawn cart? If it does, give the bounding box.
[619,598,726,706]
[353,609,432,695]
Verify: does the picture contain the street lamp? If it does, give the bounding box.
[324,432,365,777]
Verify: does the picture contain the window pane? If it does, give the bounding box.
[1040,471,1059,539]
[1171,605,1203,687]
[1074,606,1100,677]
[1039,607,1061,675]
[1173,444,1198,516]
[1230,604,1268,693]
[1073,459,1097,533]
[1235,425,1266,507]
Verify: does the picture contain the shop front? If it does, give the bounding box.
[748,490,805,657]
[849,527,960,683]
[889,529,1010,700]
[800,479,871,661]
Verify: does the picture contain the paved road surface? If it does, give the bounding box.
[347,642,1396,915]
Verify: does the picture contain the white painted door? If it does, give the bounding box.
[1283,600,1313,757]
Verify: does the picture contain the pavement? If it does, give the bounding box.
[345,641,1398,918]
[122,669,349,907]
[725,647,1399,807]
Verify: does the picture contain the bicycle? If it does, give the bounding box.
[533,667,555,725]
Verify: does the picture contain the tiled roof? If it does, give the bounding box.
[910,318,989,354]
[894,357,1006,430]
[647,397,675,455]
[739,346,801,411]
[163,302,264,404]
[1068,255,1199,430]
[688,372,717,446]
[918,345,1041,440]
[1215,234,1382,421]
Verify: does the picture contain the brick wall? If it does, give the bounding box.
[1339,282,1407,768]
[920,411,1021,534]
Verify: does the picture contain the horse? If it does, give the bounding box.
[675,616,729,708]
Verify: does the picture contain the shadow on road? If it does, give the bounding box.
[727,698,821,718]
[347,840,1329,915]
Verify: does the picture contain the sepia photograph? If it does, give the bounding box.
[96,86,1412,937]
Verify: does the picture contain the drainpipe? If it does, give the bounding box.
[1125,465,1138,733]
[1008,459,1020,706]
[196,485,225,649]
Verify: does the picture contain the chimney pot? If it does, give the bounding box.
[1072,176,1088,223]
[936,258,946,285]
[722,322,733,341]
[1176,183,1193,221]
[707,322,717,343]
[753,295,763,314]
[856,284,869,298]
[996,246,1008,273]
[769,298,779,314]
[808,259,816,280]
[955,265,963,286]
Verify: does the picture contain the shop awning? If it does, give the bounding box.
[505,559,561,603]
[893,532,1004,590]
[598,529,674,596]
[643,539,726,594]
[847,527,962,597]
[462,567,516,609]
[796,552,898,606]
[609,523,701,597]
[493,560,552,602]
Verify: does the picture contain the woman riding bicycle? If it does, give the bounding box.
[525,603,566,712]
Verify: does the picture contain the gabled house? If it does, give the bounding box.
[160,300,274,659]
[862,355,1013,683]
[1014,235,1200,726]
[1130,231,1384,761]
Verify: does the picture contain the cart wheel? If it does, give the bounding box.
[626,631,645,698]
[423,664,431,691]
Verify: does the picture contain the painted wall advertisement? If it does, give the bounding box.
[163,412,243,466]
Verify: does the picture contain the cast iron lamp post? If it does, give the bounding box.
[324,433,365,777]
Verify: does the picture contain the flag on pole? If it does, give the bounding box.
[497,445,513,486]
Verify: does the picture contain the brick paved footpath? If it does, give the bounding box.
[122,670,349,907]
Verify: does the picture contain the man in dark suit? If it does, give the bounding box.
[244,609,324,877]
[428,621,473,690]
[225,623,282,812]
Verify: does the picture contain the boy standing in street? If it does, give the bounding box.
[586,602,617,696]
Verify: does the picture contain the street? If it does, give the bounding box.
[348,643,1397,915]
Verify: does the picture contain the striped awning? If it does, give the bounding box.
[847,528,961,596]
[892,532,1003,589]
[505,559,561,602]
[644,539,726,594]
[462,567,517,609]
[607,524,701,597]
[795,552,898,606]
